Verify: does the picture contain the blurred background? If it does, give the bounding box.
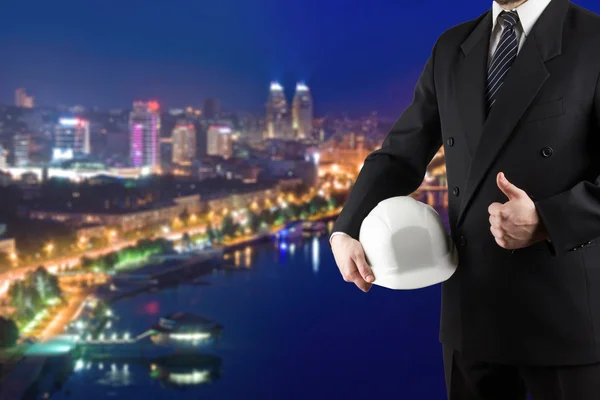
[0,0,598,398]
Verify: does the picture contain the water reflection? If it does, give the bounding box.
[150,354,222,388]
[96,362,134,387]
[312,236,320,274]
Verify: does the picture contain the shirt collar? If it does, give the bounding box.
[492,0,553,37]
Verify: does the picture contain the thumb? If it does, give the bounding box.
[497,172,526,201]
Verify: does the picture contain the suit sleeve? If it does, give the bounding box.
[534,71,600,257]
[331,40,443,240]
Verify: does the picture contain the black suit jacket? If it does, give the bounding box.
[333,0,600,365]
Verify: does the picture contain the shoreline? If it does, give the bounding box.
[0,212,341,397]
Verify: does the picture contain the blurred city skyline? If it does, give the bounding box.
[7,0,600,116]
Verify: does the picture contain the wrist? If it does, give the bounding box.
[330,233,348,247]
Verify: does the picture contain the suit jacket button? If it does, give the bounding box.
[541,147,553,158]
[458,236,467,247]
[446,137,454,147]
[453,186,460,196]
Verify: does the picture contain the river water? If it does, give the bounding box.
[50,211,450,400]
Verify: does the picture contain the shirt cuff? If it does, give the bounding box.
[329,231,351,246]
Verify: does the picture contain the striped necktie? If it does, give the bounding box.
[486,10,520,113]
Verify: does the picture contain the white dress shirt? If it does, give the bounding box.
[488,0,553,65]
[329,0,553,246]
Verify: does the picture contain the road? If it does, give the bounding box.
[0,240,137,297]
[39,294,86,341]
[0,225,208,297]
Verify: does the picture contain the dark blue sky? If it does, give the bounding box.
[1,0,598,116]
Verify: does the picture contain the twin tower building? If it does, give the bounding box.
[265,82,314,141]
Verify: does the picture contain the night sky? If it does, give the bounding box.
[1,0,599,116]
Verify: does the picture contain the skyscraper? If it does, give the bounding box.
[265,82,292,139]
[52,117,91,161]
[130,101,161,168]
[207,125,233,159]
[15,88,34,108]
[172,122,196,165]
[292,82,314,140]
[13,134,30,167]
[203,98,221,120]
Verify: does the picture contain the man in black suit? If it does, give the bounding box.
[330,0,600,398]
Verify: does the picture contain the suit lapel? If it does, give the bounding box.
[456,0,569,227]
[455,12,492,158]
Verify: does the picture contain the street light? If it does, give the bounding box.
[45,243,54,255]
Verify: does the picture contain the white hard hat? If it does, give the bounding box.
[359,196,458,290]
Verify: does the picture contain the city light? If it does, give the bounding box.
[170,332,211,341]
[296,82,309,91]
[169,370,210,385]
[270,81,283,91]
[312,152,320,165]
[147,101,160,112]
[45,243,54,254]
[59,118,79,126]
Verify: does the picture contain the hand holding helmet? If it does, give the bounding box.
[331,234,374,293]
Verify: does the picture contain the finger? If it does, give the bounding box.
[354,279,372,293]
[352,250,374,283]
[490,225,504,239]
[497,172,527,201]
[495,236,510,249]
[488,202,503,216]
[344,265,365,283]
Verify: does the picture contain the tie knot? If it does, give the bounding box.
[499,10,519,29]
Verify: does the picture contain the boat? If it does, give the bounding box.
[149,312,223,347]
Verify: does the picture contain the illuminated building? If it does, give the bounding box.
[318,133,374,176]
[207,125,232,159]
[28,194,201,232]
[15,88,34,108]
[172,122,196,165]
[13,134,30,167]
[130,101,161,168]
[0,145,6,169]
[53,117,91,161]
[265,81,292,139]
[203,98,220,120]
[292,82,314,140]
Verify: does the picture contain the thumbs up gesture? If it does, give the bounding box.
[488,172,548,249]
